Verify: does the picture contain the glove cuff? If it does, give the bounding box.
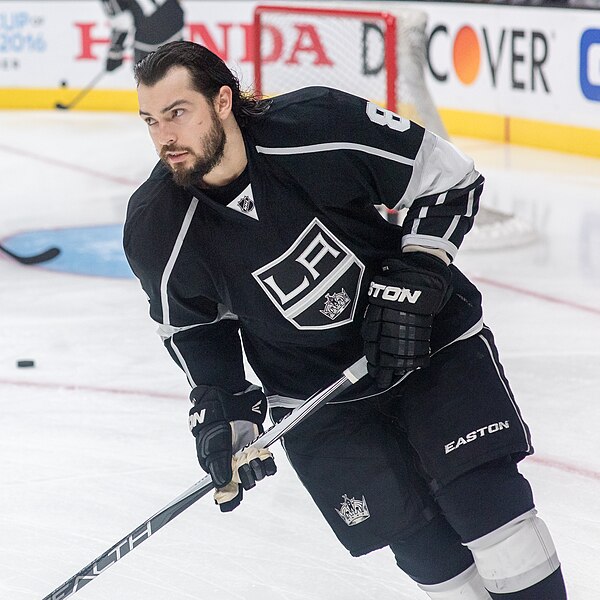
[189,385,267,436]
[368,252,452,315]
[109,31,127,52]
[393,250,449,273]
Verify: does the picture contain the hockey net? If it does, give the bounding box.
[253,3,538,250]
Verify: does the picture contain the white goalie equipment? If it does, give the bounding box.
[253,2,538,250]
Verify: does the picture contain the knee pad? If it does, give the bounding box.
[434,457,535,542]
[434,457,534,542]
[465,509,561,595]
[418,564,491,599]
[390,514,474,585]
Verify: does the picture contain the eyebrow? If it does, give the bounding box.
[139,99,192,117]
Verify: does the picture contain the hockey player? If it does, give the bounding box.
[124,41,568,599]
[100,0,184,72]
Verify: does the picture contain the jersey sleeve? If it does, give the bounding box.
[259,88,482,261]
[101,0,131,35]
[156,302,249,393]
[347,96,484,261]
[397,131,484,261]
[123,177,249,394]
[100,0,116,17]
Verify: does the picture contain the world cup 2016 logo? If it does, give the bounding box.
[252,218,365,330]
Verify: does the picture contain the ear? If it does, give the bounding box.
[214,85,233,120]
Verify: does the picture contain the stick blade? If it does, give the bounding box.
[19,246,61,264]
[0,245,61,265]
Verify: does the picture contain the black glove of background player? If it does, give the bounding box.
[105,31,127,72]
[189,385,277,512]
[362,252,452,389]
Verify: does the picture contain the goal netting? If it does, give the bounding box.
[253,2,538,250]
[254,3,447,137]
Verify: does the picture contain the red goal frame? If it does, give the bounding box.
[253,4,398,110]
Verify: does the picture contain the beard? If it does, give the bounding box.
[160,111,226,188]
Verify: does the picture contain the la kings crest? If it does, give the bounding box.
[252,218,365,330]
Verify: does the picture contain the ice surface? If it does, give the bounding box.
[1,112,599,599]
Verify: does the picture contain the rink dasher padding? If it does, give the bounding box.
[0,0,598,157]
[0,88,139,112]
[440,109,600,159]
[2,86,599,159]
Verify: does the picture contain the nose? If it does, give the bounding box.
[155,122,176,147]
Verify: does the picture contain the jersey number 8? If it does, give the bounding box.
[366,101,410,133]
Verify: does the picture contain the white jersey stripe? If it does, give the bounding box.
[411,205,430,235]
[170,337,197,388]
[158,197,200,387]
[160,197,199,325]
[157,306,238,341]
[466,188,475,218]
[435,192,448,205]
[478,331,532,454]
[401,233,459,259]
[256,142,416,167]
[443,215,461,241]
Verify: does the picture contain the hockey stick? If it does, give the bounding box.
[41,357,368,600]
[55,71,105,110]
[0,243,60,265]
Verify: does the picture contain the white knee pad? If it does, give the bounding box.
[418,564,492,599]
[465,509,561,595]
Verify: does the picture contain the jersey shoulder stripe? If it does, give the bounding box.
[251,86,425,163]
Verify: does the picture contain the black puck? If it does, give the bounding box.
[17,360,35,368]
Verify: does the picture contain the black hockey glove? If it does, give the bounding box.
[106,55,123,73]
[105,31,127,72]
[189,385,277,512]
[362,252,452,389]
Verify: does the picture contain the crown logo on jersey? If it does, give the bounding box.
[320,289,351,321]
[237,195,254,213]
[335,494,371,526]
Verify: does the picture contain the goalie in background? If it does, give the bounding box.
[100,0,185,72]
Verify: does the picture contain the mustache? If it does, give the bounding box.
[159,145,194,160]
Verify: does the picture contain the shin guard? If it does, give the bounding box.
[418,564,491,599]
[465,509,561,595]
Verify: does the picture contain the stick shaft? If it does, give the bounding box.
[41,357,368,600]
[56,71,105,110]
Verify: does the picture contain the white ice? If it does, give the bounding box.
[1,111,599,600]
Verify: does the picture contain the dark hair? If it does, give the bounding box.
[134,41,270,126]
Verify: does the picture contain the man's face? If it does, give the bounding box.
[138,66,226,187]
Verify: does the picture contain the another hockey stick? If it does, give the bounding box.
[0,243,60,265]
[41,357,368,600]
[55,71,105,110]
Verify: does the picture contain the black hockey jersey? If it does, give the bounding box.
[124,87,484,406]
[101,0,184,50]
